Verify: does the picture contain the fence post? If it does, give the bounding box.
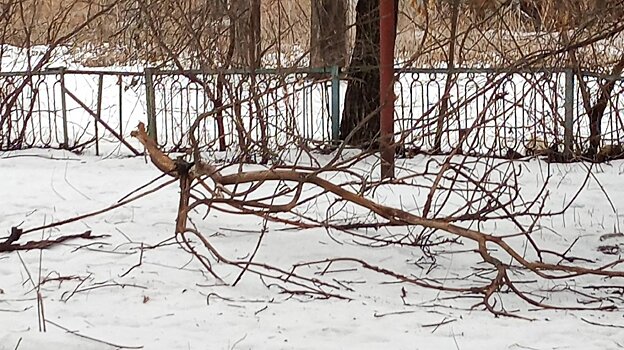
[118,75,123,136]
[59,67,69,149]
[564,69,575,158]
[331,65,340,142]
[144,68,158,143]
[95,74,104,156]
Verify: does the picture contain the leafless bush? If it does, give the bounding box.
[124,0,624,315]
[4,0,624,319]
[3,0,623,69]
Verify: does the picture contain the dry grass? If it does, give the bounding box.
[398,0,624,68]
[1,0,622,69]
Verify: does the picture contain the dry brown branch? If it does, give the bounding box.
[18,176,178,236]
[7,0,624,320]
[131,122,177,176]
[127,122,624,316]
[0,230,106,252]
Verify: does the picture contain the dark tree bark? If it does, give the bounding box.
[230,0,261,68]
[434,0,459,152]
[340,0,398,147]
[309,0,347,68]
[587,55,624,156]
[228,0,265,162]
[518,0,542,30]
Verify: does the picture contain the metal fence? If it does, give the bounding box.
[0,67,339,155]
[0,69,144,154]
[1,66,624,156]
[145,67,340,151]
[395,68,624,155]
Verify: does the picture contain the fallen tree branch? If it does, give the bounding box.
[124,123,624,315]
[0,230,107,252]
[19,177,178,235]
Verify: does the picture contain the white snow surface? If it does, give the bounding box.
[1,148,624,349]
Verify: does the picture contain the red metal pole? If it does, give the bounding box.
[379,0,395,179]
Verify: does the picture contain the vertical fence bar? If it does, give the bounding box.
[118,75,123,136]
[144,68,158,142]
[59,68,69,148]
[564,69,575,158]
[95,74,104,156]
[331,65,340,142]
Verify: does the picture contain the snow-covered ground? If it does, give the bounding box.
[3,43,624,349]
[1,147,624,349]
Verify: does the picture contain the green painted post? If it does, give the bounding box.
[59,68,69,149]
[564,69,575,158]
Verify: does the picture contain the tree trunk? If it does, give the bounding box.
[518,0,542,30]
[228,0,264,162]
[230,0,261,67]
[309,0,347,69]
[340,0,398,147]
[434,0,459,152]
[586,55,624,157]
